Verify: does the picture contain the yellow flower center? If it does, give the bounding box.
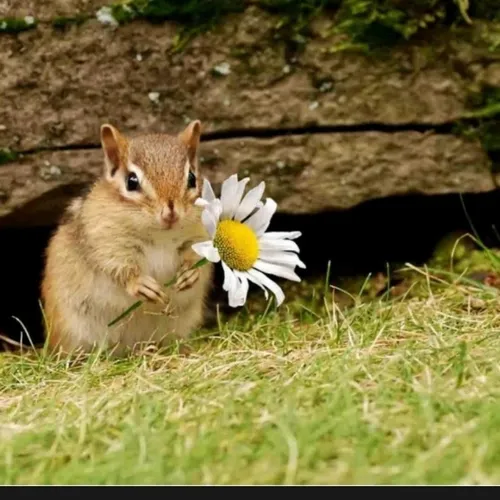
[213,220,259,271]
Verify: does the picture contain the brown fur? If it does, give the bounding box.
[41,121,213,357]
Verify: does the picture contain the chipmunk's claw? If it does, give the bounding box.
[127,275,167,304]
[174,263,200,292]
[162,297,174,315]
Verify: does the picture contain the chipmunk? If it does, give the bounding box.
[41,120,213,357]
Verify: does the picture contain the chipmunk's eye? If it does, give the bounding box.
[187,171,196,190]
[126,172,140,192]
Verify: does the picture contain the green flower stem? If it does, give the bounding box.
[107,257,208,327]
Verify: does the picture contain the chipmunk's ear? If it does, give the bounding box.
[100,124,128,178]
[178,120,201,165]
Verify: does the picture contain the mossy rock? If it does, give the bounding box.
[455,85,500,169]
[0,16,36,34]
[100,0,499,51]
[0,148,18,165]
[110,0,246,26]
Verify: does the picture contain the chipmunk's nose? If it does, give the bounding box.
[160,201,179,228]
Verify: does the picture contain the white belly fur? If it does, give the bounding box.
[63,232,203,355]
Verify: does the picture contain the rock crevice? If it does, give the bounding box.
[0,128,494,227]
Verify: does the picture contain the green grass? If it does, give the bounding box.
[2,267,500,484]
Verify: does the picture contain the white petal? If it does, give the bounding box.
[253,260,301,282]
[234,177,251,210]
[222,261,237,292]
[234,182,265,222]
[226,177,250,220]
[191,241,221,263]
[240,271,268,300]
[259,238,300,253]
[241,202,264,222]
[201,177,216,202]
[227,274,249,308]
[260,231,302,240]
[201,209,217,238]
[236,274,249,305]
[247,269,285,307]
[258,250,306,269]
[227,282,240,307]
[206,199,222,223]
[245,198,277,236]
[220,174,239,219]
[221,262,248,307]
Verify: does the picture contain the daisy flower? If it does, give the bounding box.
[192,174,305,308]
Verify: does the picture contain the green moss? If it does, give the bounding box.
[108,0,245,52]
[458,118,500,170]
[0,148,18,165]
[110,0,245,26]
[429,231,475,270]
[259,0,340,40]
[465,86,500,119]
[104,0,455,48]
[35,0,487,55]
[334,0,451,49]
[0,16,37,34]
[455,86,500,171]
[427,231,500,278]
[256,0,499,54]
[332,0,500,51]
[52,15,88,30]
[466,0,500,22]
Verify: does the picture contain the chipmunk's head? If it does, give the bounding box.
[99,121,203,231]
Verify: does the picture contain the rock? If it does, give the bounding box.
[0,4,498,227]
[0,132,493,227]
[0,1,113,20]
[0,8,497,151]
[0,149,100,226]
[204,132,494,214]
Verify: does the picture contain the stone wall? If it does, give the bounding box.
[0,1,499,226]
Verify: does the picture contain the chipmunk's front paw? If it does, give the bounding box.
[175,262,200,292]
[127,275,167,304]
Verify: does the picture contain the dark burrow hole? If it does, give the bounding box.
[1,189,500,349]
